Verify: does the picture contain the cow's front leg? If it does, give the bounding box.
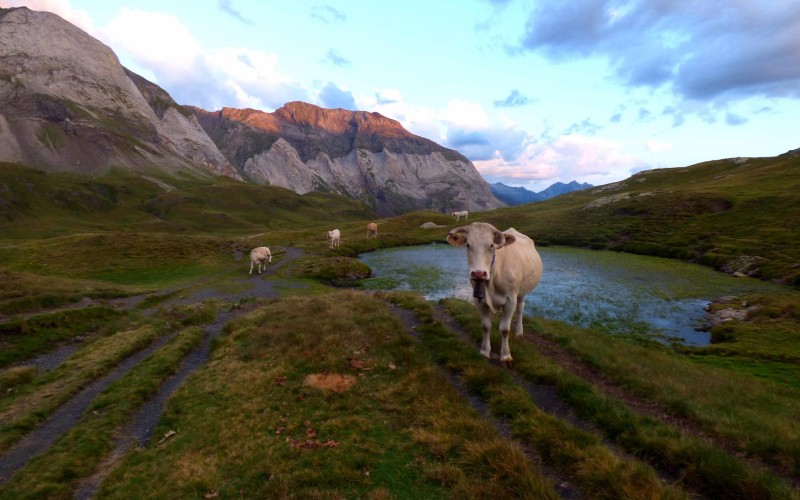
[477,303,492,358]
[499,297,517,366]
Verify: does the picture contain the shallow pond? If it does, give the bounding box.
[358,244,783,345]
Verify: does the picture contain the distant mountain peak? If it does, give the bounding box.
[491,180,592,205]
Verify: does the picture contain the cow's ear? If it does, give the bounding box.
[495,231,515,248]
[447,228,468,247]
[492,230,506,247]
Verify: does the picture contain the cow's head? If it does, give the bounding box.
[447,222,516,297]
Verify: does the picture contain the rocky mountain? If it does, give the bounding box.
[191,103,504,216]
[0,6,504,216]
[491,180,593,205]
[0,7,238,180]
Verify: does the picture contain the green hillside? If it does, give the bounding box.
[2,153,798,286]
[0,162,375,239]
[476,152,800,287]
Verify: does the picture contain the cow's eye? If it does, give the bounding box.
[465,243,470,248]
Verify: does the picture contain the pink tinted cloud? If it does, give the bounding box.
[475,133,644,186]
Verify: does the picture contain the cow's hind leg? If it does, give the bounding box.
[514,295,526,338]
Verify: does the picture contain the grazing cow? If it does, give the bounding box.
[327,229,341,248]
[447,222,542,366]
[366,222,378,238]
[249,246,272,274]
[452,210,468,222]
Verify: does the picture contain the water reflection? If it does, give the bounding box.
[358,244,781,346]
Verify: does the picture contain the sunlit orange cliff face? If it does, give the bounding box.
[220,101,414,139]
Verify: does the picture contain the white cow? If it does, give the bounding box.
[327,229,341,248]
[452,210,468,222]
[447,222,543,366]
[249,246,272,274]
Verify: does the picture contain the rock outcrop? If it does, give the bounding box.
[0,6,503,216]
[192,102,504,216]
[0,7,237,180]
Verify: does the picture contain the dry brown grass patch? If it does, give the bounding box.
[303,373,356,392]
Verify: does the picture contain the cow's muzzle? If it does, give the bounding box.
[470,271,488,300]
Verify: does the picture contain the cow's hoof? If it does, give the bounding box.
[501,356,513,368]
[480,349,491,359]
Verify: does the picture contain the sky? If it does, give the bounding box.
[3,0,800,191]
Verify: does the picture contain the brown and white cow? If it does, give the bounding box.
[447,222,543,365]
[249,246,272,274]
[366,222,378,238]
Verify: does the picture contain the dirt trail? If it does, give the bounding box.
[519,329,800,486]
[389,304,580,499]
[431,302,800,491]
[0,332,177,484]
[427,304,692,489]
[0,247,305,492]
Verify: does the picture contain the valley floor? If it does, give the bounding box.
[0,247,798,499]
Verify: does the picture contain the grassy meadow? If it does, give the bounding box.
[0,156,798,498]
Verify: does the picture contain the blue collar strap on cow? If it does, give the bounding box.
[490,248,496,272]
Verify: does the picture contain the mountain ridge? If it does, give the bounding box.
[0,6,503,216]
[191,104,502,216]
[491,180,593,205]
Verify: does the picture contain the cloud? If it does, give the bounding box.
[493,89,534,107]
[645,140,672,153]
[725,113,747,126]
[564,118,601,136]
[438,100,490,129]
[474,133,646,188]
[374,89,401,105]
[323,49,350,67]
[517,1,800,102]
[99,9,308,110]
[661,106,685,127]
[319,81,356,110]
[3,0,94,32]
[445,127,528,162]
[218,0,253,25]
[311,5,346,23]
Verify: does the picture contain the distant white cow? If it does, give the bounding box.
[249,246,272,274]
[327,229,341,248]
[366,222,378,238]
[452,210,468,222]
[447,222,543,366]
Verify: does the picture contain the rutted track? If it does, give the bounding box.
[0,331,177,484]
[390,304,581,499]
[0,247,305,491]
[519,322,799,487]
